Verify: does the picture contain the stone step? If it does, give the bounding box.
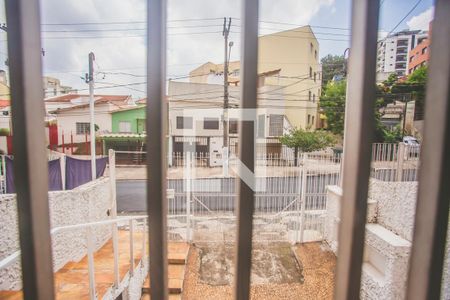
[141,293,181,300]
[142,264,186,294]
[167,242,190,265]
[0,233,189,300]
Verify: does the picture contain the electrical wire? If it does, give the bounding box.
[386,0,424,36]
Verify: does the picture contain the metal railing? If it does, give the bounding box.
[0,215,148,300]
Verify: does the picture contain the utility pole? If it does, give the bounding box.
[222,17,232,177]
[401,94,409,139]
[86,52,96,180]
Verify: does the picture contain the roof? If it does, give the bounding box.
[47,94,132,114]
[111,105,146,113]
[0,100,10,109]
[98,133,146,139]
[135,98,147,104]
[45,94,131,104]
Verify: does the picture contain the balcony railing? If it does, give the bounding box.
[4,0,450,300]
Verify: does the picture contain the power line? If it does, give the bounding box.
[41,17,224,26]
[38,31,225,40]
[387,0,424,36]
[41,24,223,33]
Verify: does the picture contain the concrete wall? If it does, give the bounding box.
[0,177,113,290]
[325,180,450,300]
[368,180,417,241]
[324,185,377,254]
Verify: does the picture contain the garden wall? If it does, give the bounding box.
[0,177,113,290]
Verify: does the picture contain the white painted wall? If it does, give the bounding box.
[0,177,113,290]
[54,103,114,144]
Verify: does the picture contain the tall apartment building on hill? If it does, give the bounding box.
[188,25,321,131]
[376,29,428,78]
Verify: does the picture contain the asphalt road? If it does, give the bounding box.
[117,180,147,212]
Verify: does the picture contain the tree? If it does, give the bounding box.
[320,79,403,142]
[320,54,346,88]
[279,128,336,165]
[319,80,346,135]
[87,124,100,133]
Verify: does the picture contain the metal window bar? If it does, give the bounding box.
[233,0,259,298]
[406,1,450,299]
[4,0,55,299]
[146,0,168,299]
[334,0,379,300]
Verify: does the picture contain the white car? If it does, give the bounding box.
[403,136,420,146]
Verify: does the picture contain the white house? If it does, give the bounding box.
[168,78,294,157]
[48,94,133,144]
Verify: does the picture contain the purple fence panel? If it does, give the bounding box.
[65,157,107,190]
[6,157,63,193]
[48,159,62,191]
[6,157,14,193]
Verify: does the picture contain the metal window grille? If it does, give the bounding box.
[269,114,283,136]
[5,0,450,299]
[76,122,90,135]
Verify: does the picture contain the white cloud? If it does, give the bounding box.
[1,0,336,99]
[407,6,434,31]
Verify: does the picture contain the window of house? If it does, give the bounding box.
[119,121,131,133]
[203,117,219,130]
[313,94,316,103]
[422,47,427,54]
[176,116,193,129]
[309,67,313,78]
[314,72,317,82]
[310,43,313,53]
[314,50,317,59]
[269,114,283,136]
[309,91,312,101]
[76,122,90,135]
[312,116,315,125]
[257,114,265,138]
[410,56,414,62]
[307,114,311,125]
[137,119,146,133]
[229,118,238,134]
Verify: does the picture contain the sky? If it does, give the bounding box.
[0,0,434,100]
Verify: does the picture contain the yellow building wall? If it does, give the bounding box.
[258,26,320,129]
[189,26,320,130]
[0,83,10,100]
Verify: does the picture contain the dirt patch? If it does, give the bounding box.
[198,243,302,285]
[183,242,336,299]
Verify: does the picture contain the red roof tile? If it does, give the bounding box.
[45,94,130,104]
[0,100,10,109]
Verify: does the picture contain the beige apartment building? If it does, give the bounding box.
[189,25,321,130]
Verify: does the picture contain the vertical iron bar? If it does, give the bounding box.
[234,0,259,298]
[334,0,380,299]
[5,0,55,299]
[129,219,135,276]
[86,227,96,300]
[406,1,450,299]
[146,0,168,299]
